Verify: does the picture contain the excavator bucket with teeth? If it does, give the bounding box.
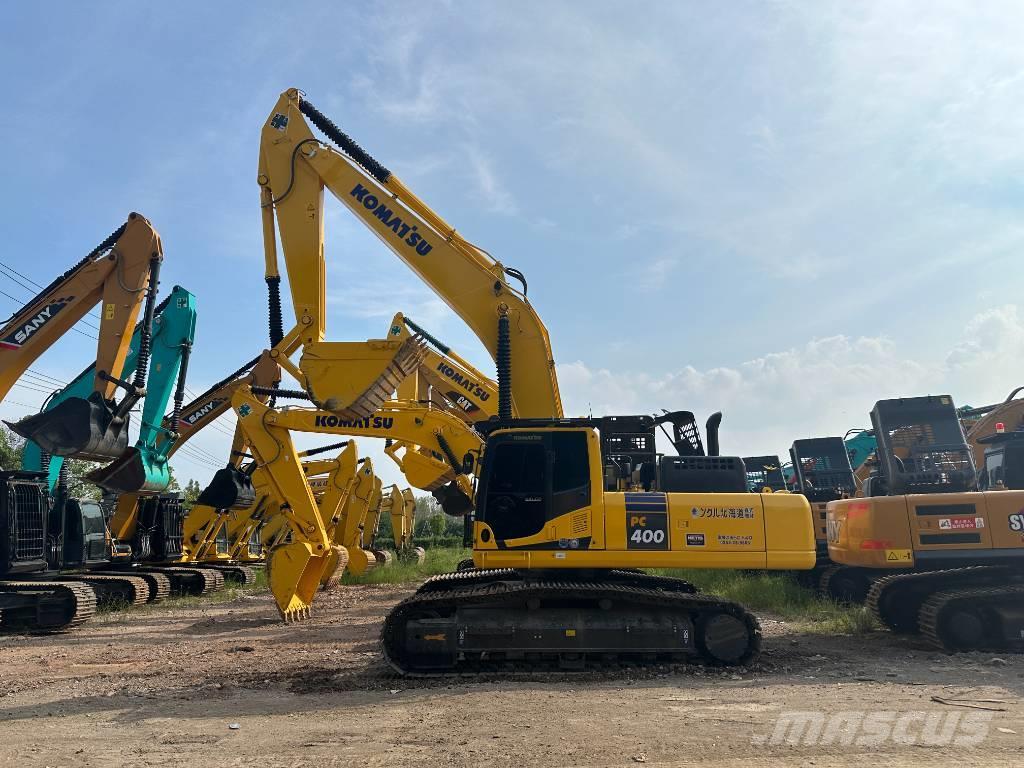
[7,392,129,460]
[195,465,256,511]
[301,335,427,419]
[86,446,170,494]
[267,541,333,620]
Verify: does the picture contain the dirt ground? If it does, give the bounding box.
[0,586,1021,768]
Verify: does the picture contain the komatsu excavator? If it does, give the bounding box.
[827,395,1024,652]
[4,214,163,461]
[229,90,816,669]
[376,486,425,564]
[0,216,162,631]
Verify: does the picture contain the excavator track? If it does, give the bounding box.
[95,571,171,603]
[185,563,261,585]
[919,582,1024,653]
[866,566,1009,634]
[0,581,97,633]
[381,570,754,675]
[818,565,874,604]
[63,574,150,608]
[135,566,225,596]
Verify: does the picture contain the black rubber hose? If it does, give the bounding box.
[250,386,310,400]
[1,222,128,326]
[297,98,391,184]
[168,341,192,434]
[402,316,449,354]
[496,314,512,420]
[436,433,462,475]
[266,276,284,347]
[303,440,352,457]
[131,255,162,390]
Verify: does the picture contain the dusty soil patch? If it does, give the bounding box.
[0,585,1021,767]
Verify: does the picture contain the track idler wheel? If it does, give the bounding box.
[6,392,129,460]
[266,542,332,621]
[696,613,758,665]
[456,557,475,572]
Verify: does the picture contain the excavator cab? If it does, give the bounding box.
[743,455,787,492]
[789,437,856,548]
[978,431,1024,489]
[866,396,976,496]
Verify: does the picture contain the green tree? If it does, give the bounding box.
[182,478,202,509]
[62,459,102,500]
[0,425,23,470]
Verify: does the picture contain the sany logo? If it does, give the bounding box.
[0,297,75,350]
[181,398,227,428]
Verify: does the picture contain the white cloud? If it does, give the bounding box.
[558,304,1024,458]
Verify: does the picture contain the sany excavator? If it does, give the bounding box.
[5,214,162,460]
[0,215,162,632]
[14,286,198,606]
[828,395,1024,652]
[221,89,815,673]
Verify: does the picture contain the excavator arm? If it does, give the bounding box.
[258,88,561,419]
[107,352,279,547]
[3,213,163,459]
[230,385,483,616]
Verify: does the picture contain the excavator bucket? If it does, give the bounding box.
[432,481,474,517]
[6,392,128,460]
[300,336,427,418]
[85,447,170,495]
[194,466,256,511]
[266,541,334,620]
[401,450,454,491]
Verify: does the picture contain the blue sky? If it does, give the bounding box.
[3,1,1024,487]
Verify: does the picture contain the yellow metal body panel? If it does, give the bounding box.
[827,490,1024,569]
[476,490,813,570]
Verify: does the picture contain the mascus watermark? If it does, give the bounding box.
[752,710,993,747]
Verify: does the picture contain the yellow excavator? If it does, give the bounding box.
[372,485,425,565]
[225,89,815,672]
[827,395,1024,652]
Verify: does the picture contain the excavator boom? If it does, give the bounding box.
[3,214,163,459]
[258,89,561,418]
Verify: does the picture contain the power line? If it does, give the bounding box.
[0,259,103,326]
